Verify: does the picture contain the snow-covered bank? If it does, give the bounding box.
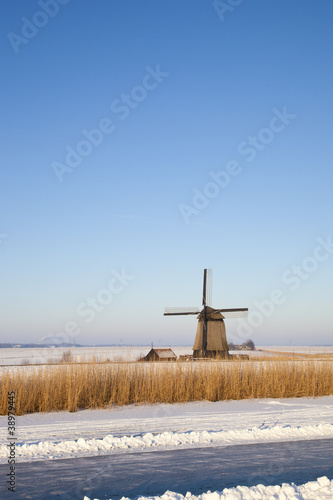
[2,423,333,462]
[84,476,333,500]
[0,396,332,463]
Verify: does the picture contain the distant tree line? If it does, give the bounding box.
[0,343,79,349]
[228,339,255,351]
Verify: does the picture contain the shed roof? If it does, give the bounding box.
[151,348,176,358]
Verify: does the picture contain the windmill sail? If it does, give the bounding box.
[215,308,248,318]
[202,269,207,306]
[206,268,213,306]
[202,268,213,306]
[164,307,200,316]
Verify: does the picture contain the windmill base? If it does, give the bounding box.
[193,350,230,359]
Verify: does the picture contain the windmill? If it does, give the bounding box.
[164,269,248,358]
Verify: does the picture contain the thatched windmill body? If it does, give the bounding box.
[164,269,248,358]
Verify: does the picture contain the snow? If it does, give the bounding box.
[259,346,333,354]
[2,423,333,462]
[1,396,332,463]
[0,424,333,461]
[1,345,332,366]
[0,346,192,365]
[83,476,333,500]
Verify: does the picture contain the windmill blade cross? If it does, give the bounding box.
[163,268,249,358]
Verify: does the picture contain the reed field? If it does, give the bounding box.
[1,359,333,415]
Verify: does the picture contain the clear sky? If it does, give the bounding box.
[1,0,332,347]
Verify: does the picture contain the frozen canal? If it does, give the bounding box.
[1,438,333,499]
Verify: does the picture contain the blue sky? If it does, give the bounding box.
[1,0,332,346]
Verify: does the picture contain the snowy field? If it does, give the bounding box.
[1,396,332,464]
[259,346,333,355]
[1,345,332,366]
[0,346,192,365]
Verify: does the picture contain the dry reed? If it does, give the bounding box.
[1,360,332,415]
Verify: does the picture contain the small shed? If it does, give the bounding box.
[141,348,177,362]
